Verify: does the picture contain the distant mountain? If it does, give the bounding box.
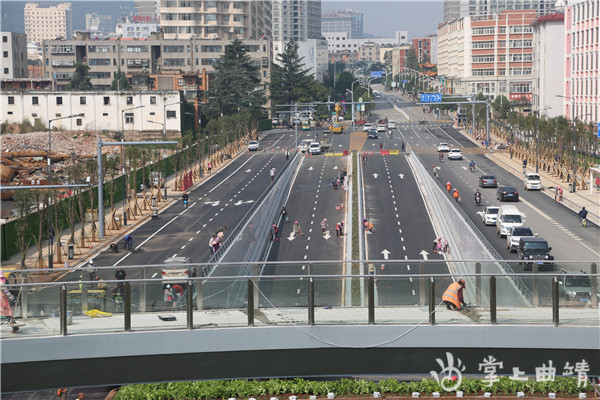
[1,1,135,35]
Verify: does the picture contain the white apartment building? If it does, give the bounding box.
[443,0,556,22]
[160,0,272,41]
[564,0,599,123]
[532,14,565,118]
[135,0,160,19]
[321,9,363,39]
[323,32,403,54]
[116,18,160,39]
[24,3,73,44]
[272,0,321,55]
[1,91,181,134]
[297,39,329,82]
[1,32,29,79]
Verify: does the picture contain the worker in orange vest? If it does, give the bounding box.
[446,181,452,192]
[453,188,460,203]
[442,279,466,310]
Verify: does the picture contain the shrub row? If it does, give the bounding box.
[115,377,593,400]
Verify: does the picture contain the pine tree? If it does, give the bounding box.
[66,63,93,91]
[111,68,131,90]
[208,38,266,118]
[270,40,315,106]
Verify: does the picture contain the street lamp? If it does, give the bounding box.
[350,79,359,129]
[162,100,183,199]
[47,113,83,269]
[120,105,145,225]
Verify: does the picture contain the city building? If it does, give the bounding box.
[321,9,363,39]
[532,13,565,118]
[135,0,160,19]
[297,39,329,82]
[1,77,54,91]
[272,0,321,55]
[0,91,181,134]
[323,32,405,54]
[443,0,555,22]
[395,31,410,46]
[564,0,598,123]
[42,32,272,97]
[85,13,114,34]
[328,49,357,64]
[437,10,537,100]
[357,42,382,62]
[412,37,432,63]
[127,71,208,102]
[1,32,29,79]
[116,16,160,39]
[159,0,272,41]
[24,2,73,44]
[390,45,411,78]
[428,34,439,64]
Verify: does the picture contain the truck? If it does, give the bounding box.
[319,135,332,152]
[330,123,343,134]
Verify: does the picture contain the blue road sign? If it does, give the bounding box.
[597,122,600,138]
[401,80,408,84]
[370,71,383,78]
[420,93,442,103]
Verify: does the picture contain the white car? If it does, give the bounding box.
[507,226,536,252]
[248,140,260,151]
[448,149,463,160]
[388,120,396,129]
[299,139,312,153]
[524,173,542,190]
[479,206,499,225]
[437,143,450,152]
[309,142,321,155]
[363,123,373,132]
[162,257,191,282]
[376,124,387,133]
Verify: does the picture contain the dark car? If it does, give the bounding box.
[497,186,519,201]
[367,129,378,139]
[479,175,498,188]
[518,237,554,271]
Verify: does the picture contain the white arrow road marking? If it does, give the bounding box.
[398,174,405,178]
[420,250,429,260]
[234,200,255,206]
[287,231,296,241]
[245,169,252,172]
[205,201,220,207]
[462,166,468,170]
[323,231,331,240]
[373,173,379,178]
[381,249,391,260]
[308,166,314,171]
[333,166,338,170]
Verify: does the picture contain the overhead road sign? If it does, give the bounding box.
[420,93,442,103]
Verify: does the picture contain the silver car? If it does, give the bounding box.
[506,226,535,252]
[479,206,499,225]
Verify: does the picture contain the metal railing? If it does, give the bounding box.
[2,261,597,338]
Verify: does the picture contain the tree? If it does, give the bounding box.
[67,63,93,91]
[404,45,420,71]
[270,40,316,107]
[207,38,266,119]
[110,68,131,90]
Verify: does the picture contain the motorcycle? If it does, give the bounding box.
[469,163,476,172]
[475,193,482,206]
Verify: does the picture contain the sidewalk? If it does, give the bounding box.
[1,146,246,284]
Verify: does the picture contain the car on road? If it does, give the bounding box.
[497,186,519,201]
[479,175,498,188]
[162,256,191,282]
[448,149,463,160]
[299,139,312,153]
[367,129,378,139]
[558,270,600,305]
[309,142,321,155]
[437,143,450,152]
[524,173,542,190]
[496,205,523,237]
[479,206,499,225]
[388,120,396,129]
[507,226,535,252]
[376,124,387,133]
[247,140,260,151]
[363,123,373,132]
[518,237,554,271]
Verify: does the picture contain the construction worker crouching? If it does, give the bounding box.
[442,279,466,310]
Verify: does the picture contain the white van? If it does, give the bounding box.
[299,139,313,153]
[496,205,524,237]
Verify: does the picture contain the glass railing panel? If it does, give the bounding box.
[255,278,309,326]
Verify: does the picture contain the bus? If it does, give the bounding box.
[301,120,311,131]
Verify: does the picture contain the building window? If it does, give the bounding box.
[103,97,110,105]
[127,96,133,105]
[80,96,86,105]
[2,36,7,43]
[56,96,63,105]
[125,112,134,124]
[102,113,108,116]
[3,51,7,57]
[76,118,82,126]
[32,97,39,105]
[166,110,177,119]
[150,96,156,105]
[3,68,8,74]
[8,96,14,104]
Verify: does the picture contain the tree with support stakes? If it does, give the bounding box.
[66,63,93,91]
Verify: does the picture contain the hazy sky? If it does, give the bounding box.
[323,1,443,38]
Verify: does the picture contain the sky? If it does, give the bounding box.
[322,0,444,38]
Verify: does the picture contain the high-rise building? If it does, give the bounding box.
[437,10,538,99]
[1,32,29,79]
[321,9,363,39]
[443,0,555,22]
[272,0,321,55]
[160,0,272,41]
[135,0,160,19]
[24,3,73,44]
[564,0,598,123]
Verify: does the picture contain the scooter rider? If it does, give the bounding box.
[474,189,482,206]
[469,160,475,171]
[182,191,189,208]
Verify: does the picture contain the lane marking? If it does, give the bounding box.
[208,154,258,193]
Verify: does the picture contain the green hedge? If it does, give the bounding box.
[258,119,273,131]
[115,377,593,400]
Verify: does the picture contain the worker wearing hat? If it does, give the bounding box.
[442,279,466,310]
